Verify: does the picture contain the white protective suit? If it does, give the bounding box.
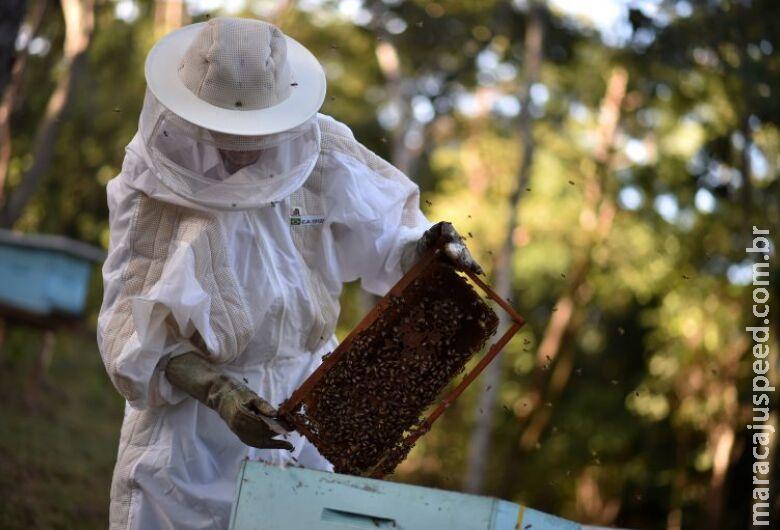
[98,90,431,529]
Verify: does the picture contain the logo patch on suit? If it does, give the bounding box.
[290,207,324,226]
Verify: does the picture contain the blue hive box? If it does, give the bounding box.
[0,229,105,321]
[230,460,582,530]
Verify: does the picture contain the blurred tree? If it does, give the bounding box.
[0,0,95,228]
[0,0,28,96]
[465,0,544,495]
[0,0,48,203]
[499,66,628,510]
[153,0,188,37]
[613,1,780,527]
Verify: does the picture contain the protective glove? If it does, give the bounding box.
[403,221,484,275]
[164,352,293,450]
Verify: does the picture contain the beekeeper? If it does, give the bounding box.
[98,16,481,530]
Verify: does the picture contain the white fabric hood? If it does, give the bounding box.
[133,89,320,210]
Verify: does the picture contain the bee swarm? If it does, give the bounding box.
[283,260,499,477]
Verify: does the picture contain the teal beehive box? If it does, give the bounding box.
[230,460,581,530]
[0,229,105,321]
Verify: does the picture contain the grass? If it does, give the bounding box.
[0,325,123,529]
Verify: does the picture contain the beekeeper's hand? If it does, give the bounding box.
[165,353,293,450]
[410,221,483,275]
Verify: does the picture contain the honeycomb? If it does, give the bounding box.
[281,259,499,477]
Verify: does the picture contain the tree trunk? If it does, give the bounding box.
[705,424,735,529]
[0,318,6,361]
[463,2,544,494]
[361,34,427,315]
[24,328,56,406]
[0,0,48,205]
[153,0,188,38]
[374,38,425,177]
[0,0,27,96]
[497,67,627,498]
[0,0,94,228]
[699,334,748,529]
[576,467,621,525]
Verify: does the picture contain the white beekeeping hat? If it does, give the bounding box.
[144,16,326,136]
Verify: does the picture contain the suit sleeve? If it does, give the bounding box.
[321,142,432,295]
[97,174,253,409]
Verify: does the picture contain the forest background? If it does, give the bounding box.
[0,0,778,529]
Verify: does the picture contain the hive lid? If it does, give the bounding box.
[0,229,106,263]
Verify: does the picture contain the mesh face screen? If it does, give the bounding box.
[137,90,320,209]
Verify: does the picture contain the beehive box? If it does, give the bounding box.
[0,229,105,322]
[280,248,524,478]
[229,460,583,530]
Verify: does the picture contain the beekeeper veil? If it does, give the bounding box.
[140,17,327,210]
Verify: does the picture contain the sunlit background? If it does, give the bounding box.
[0,0,777,528]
